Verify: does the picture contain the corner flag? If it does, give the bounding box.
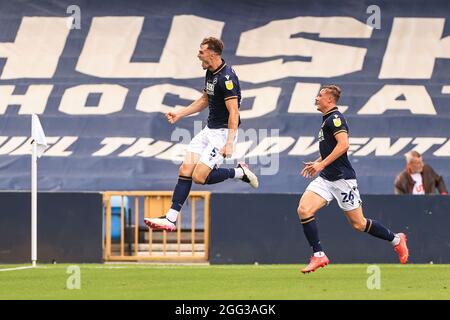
[31,114,48,157]
[31,114,47,267]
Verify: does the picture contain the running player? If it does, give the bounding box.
[298,85,409,273]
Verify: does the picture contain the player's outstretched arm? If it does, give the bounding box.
[165,92,209,124]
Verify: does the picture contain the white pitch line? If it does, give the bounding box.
[0,266,35,272]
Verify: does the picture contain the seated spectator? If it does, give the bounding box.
[395,151,448,195]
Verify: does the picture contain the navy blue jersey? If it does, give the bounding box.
[204,59,241,129]
[318,107,356,181]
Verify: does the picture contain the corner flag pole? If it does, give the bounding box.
[31,140,37,267]
[31,114,47,267]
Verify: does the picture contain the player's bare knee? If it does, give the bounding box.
[192,172,206,185]
[351,220,366,232]
[179,164,193,177]
[297,205,314,219]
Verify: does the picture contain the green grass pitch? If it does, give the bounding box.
[0,264,449,300]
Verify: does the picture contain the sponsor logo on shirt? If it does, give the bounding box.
[318,129,324,142]
[206,82,215,95]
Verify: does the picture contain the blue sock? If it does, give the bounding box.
[364,219,395,241]
[170,176,192,211]
[204,168,235,185]
[301,216,323,253]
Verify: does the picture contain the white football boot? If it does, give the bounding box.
[144,216,177,232]
[237,163,259,189]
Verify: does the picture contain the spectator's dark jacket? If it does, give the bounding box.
[395,164,448,195]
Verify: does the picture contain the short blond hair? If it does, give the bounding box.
[321,85,341,103]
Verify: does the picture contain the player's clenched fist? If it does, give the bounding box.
[220,142,234,159]
[165,111,181,124]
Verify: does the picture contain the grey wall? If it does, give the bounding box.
[2,192,449,264]
[210,194,450,264]
[0,192,103,263]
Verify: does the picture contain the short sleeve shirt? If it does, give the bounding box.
[204,60,241,129]
[318,108,356,181]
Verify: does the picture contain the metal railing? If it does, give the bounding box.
[103,191,210,262]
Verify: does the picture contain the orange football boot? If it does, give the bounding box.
[394,233,409,264]
[301,255,330,273]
